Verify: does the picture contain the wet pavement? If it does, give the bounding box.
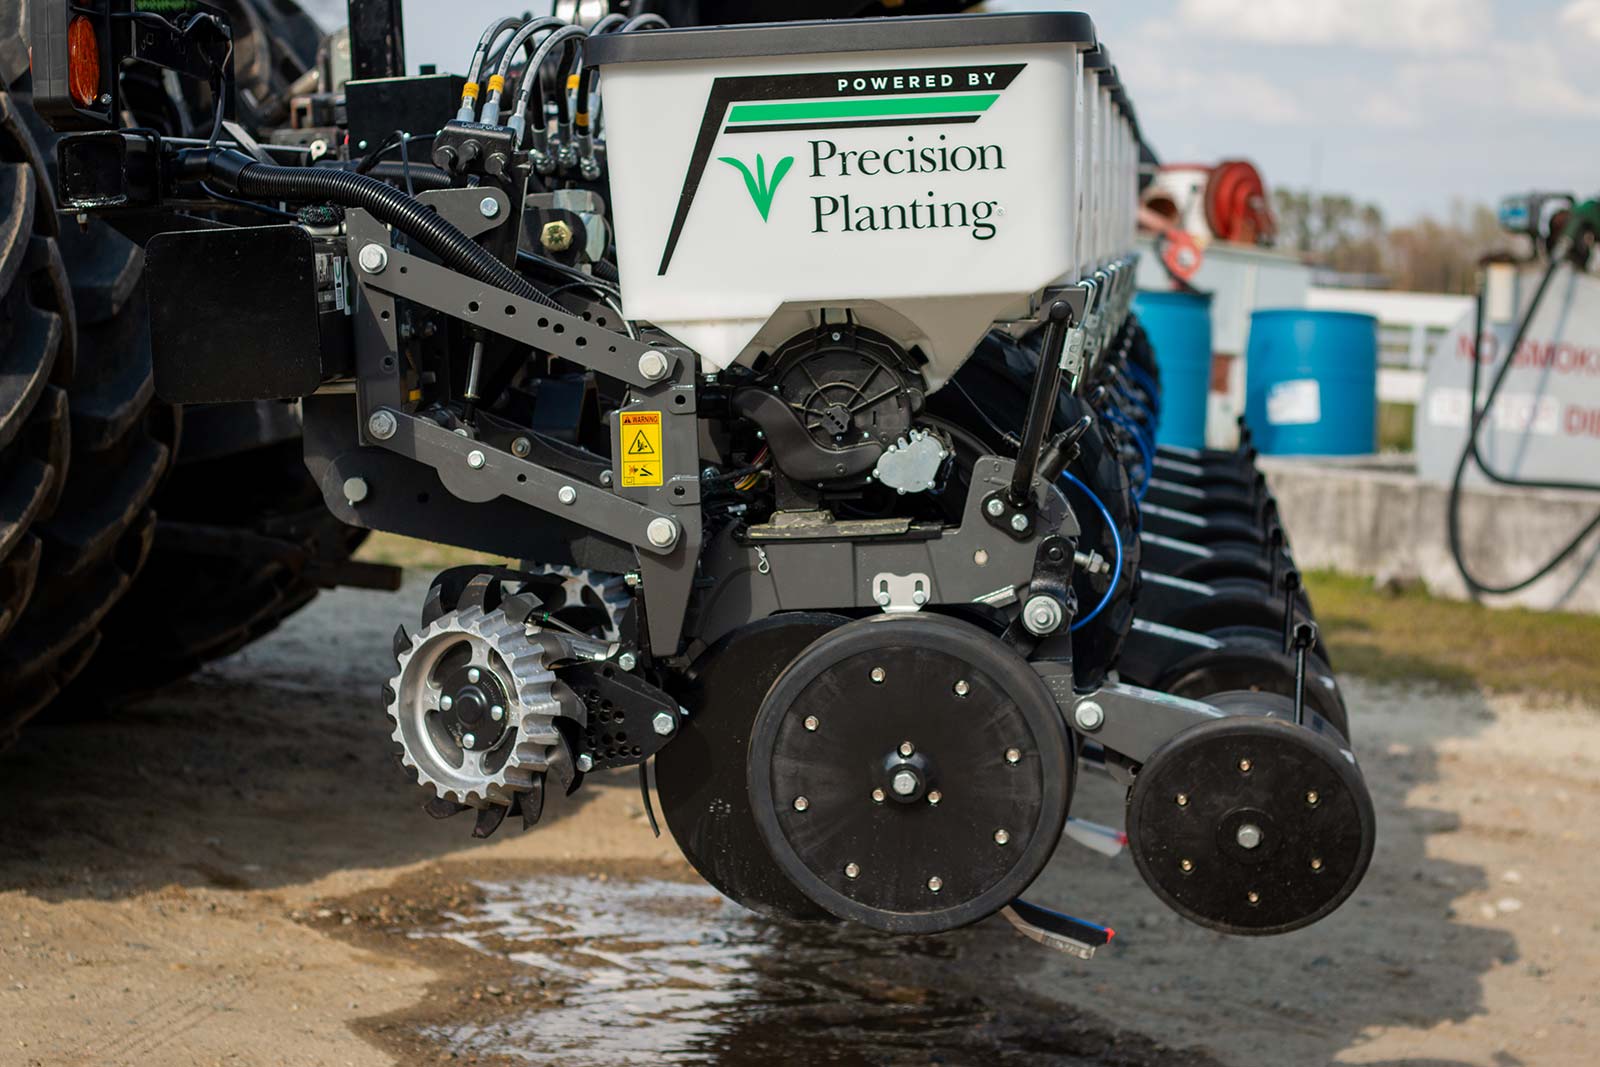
[399,871,1217,1067]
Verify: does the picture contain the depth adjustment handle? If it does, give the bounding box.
[1007,299,1076,509]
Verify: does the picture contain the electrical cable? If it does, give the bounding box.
[1447,218,1600,595]
[1059,469,1123,631]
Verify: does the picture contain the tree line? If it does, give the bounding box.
[1270,188,1505,294]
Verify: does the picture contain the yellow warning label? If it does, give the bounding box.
[619,411,663,487]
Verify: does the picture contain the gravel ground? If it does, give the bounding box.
[0,578,1595,1065]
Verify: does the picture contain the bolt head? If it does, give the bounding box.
[871,788,886,803]
[792,796,809,812]
[994,828,1011,846]
[891,770,918,796]
[342,476,369,504]
[1305,790,1320,806]
[637,350,669,381]
[844,862,860,879]
[1175,793,1189,807]
[461,732,476,748]
[1010,513,1029,533]
[490,705,504,722]
[646,517,679,549]
[1310,857,1324,871]
[874,591,891,606]
[926,790,942,806]
[539,219,573,251]
[911,589,928,605]
[557,485,578,505]
[1005,747,1022,765]
[651,711,675,736]
[1180,858,1195,873]
[617,652,638,671]
[439,695,453,711]
[1239,758,1253,774]
[974,548,989,566]
[467,668,481,684]
[898,741,914,757]
[467,449,487,470]
[803,715,820,732]
[870,667,887,684]
[357,244,388,273]
[1235,823,1263,850]
[1074,700,1105,732]
[985,498,1005,517]
[576,754,594,772]
[1022,595,1062,636]
[1247,890,1261,905]
[927,876,943,893]
[953,679,970,697]
[479,195,501,218]
[367,410,398,440]
[511,436,532,458]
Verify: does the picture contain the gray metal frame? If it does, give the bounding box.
[692,455,1077,648]
[337,189,703,653]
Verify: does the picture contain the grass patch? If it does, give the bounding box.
[1378,400,1415,453]
[1305,569,1600,700]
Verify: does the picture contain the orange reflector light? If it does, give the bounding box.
[67,16,100,108]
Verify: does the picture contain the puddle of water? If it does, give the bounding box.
[414,875,1193,1067]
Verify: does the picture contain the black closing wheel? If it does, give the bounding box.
[747,614,1072,934]
[656,613,850,923]
[1126,715,1375,936]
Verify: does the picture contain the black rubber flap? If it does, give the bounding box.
[587,12,1097,66]
[148,225,325,404]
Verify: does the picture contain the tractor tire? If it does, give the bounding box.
[63,435,374,705]
[51,2,382,708]
[0,52,175,743]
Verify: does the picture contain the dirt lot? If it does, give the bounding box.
[1,577,1596,1066]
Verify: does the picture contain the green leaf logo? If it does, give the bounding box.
[717,153,794,221]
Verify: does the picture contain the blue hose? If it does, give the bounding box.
[1103,407,1154,501]
[1124,362,1161,414]
[1059,469,1124,632]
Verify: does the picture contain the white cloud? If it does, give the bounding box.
[1383,42,1600,120]
[1175,0,1492,52]
[1559,0,1600,42]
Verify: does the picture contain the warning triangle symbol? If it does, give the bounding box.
[627,431,655,456]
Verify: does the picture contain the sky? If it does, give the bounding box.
[306,0,1600,226]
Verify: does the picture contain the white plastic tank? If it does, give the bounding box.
[588,13,1100,388]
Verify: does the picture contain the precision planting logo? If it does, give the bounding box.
[719,154,795,221]
[658,62,1026,273]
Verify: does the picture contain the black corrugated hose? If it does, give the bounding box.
[182,147,566,312]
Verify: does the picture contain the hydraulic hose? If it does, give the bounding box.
[461,17,525,120]
[485,17,565,127]
[1447,227,1600,595]
[510,25,589,148]
[1060,469,1124,631]
[186,149,566,312]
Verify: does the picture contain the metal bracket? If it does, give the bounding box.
[870,572,932,612]
[345,210,685,389]
[1033,671,1226,765]
[366,407,679,555]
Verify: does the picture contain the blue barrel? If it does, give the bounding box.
[1244,309,1377,456]
[1133,290,1213,449]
